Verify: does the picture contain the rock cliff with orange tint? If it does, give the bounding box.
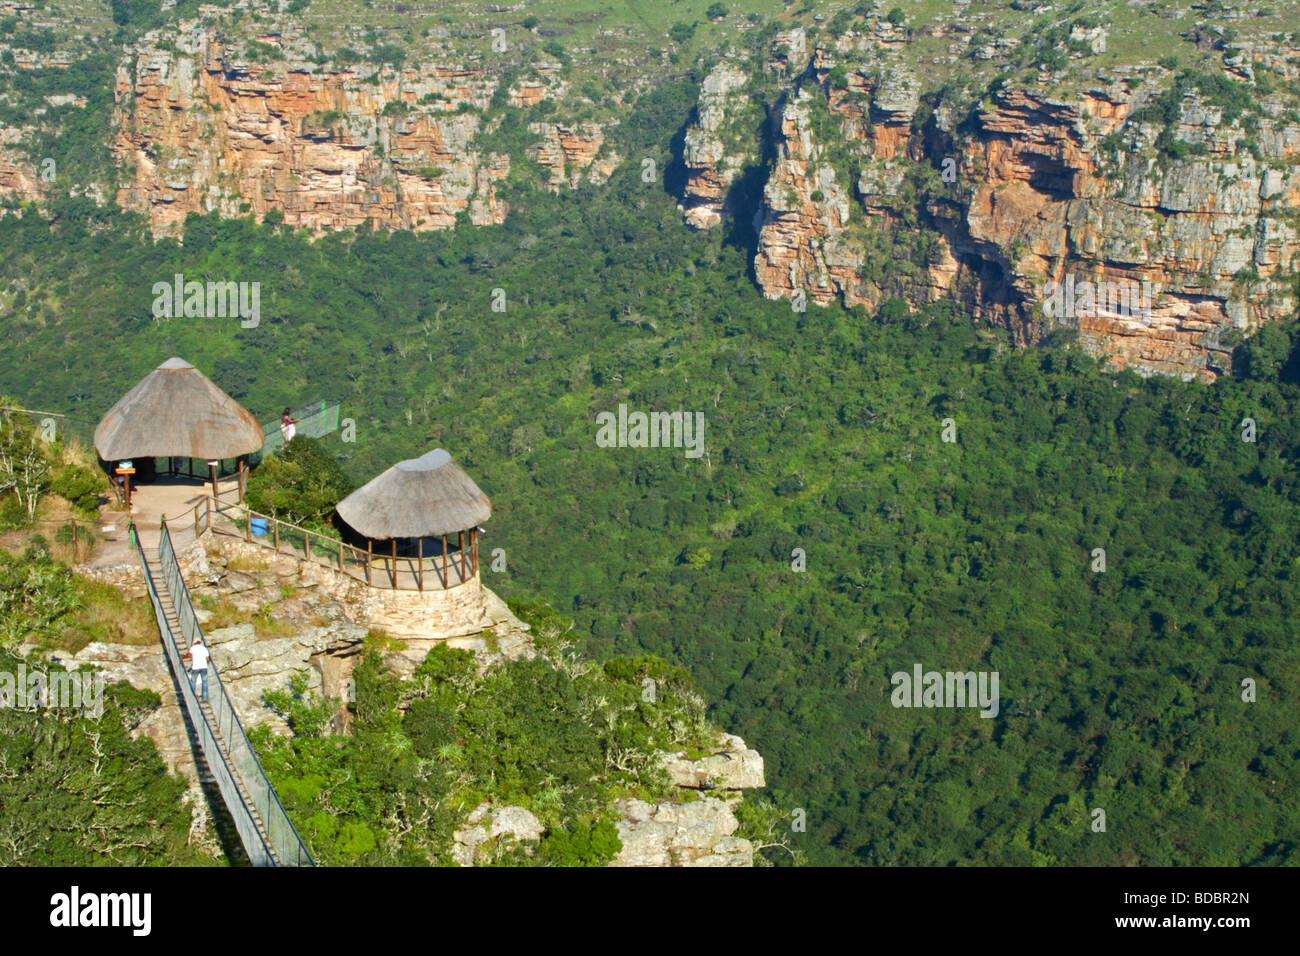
[112,30,512,235]
[689,31,1300,381]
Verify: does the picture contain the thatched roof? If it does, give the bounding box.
[336,449,491,538]
[94,357,265,462]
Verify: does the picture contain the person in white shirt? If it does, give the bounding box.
[280,408,299,444]
[186,639,211,702]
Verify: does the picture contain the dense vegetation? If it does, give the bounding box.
[0,540,208,865]
[253,602,769,865]
[2,71,1299,866]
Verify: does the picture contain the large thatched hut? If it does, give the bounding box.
[336,449,490,589]
[95,357,264,502]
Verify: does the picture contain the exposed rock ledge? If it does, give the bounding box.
[452,733,766,867]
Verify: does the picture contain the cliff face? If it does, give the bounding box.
[7,10,1298,381]
[112,30,511,235]
[753,89,866,309]
[680,62,756,230]
[933,86,1300,380]
[682,33,1300,381]
[527,121,620,191]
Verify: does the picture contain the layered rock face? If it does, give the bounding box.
[527,121,620,191]
[113,28,511,235]
[683,33,1300,381]
[753,89,867,309]
[931,87,1300,380]
[680,62,755,229]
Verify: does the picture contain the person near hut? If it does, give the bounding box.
[280,408,300,444]
[184,638,210,702]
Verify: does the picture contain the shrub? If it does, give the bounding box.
[51,464,106,515]
[244,436,354,528]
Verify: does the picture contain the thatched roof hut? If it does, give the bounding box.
[94,357,265,461]
[336,449,491,539]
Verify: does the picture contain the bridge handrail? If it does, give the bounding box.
[131,525,278,866]
[157,521,315,867]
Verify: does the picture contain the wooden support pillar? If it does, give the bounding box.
[208,461,219,501]
[417,537,423,593]
[366,540,372,586]
[471,528,479,576]
[391,539,397,588]
[458,530,466,583]
[441,534,448,588]
[338,540,343,572]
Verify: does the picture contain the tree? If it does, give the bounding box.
[244,436,354,528]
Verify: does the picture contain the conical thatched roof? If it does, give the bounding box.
[336,449,491,538]
[94,357,265,462]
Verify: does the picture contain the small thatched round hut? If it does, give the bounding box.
[95,357,265,501]
[336,449,490,589]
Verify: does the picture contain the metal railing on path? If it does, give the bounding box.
[132,519,315,867]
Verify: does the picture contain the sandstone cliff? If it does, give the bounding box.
[681,29,1300,381]
[112,26,512,235]
[680,62,758,229]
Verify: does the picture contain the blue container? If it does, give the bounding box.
[250,517,268,537]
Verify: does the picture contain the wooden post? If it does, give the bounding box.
[245,509,251,542]
[417,537,423,593]
[194,502,200,541]
[366,540,372,586]
[441,534,448,588]
[391,539,397,588]
[208,461,218,501]
[305,529,311,561]
[458,531,466,583]
[471,528,478,576]
[206,495,212,527]
[338,540,343,572]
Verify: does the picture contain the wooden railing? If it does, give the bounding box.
[199,497,479,592]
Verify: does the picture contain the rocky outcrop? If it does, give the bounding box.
[680,62,755,229]
[449,732,766,866]
[611,796,754,867]
[452,804,544,866]
[69,529,533,787]
[0,126,44,206]
[661,732,765,790]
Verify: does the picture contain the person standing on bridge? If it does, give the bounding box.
[185,639,210,702]
[280,408,300,444]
